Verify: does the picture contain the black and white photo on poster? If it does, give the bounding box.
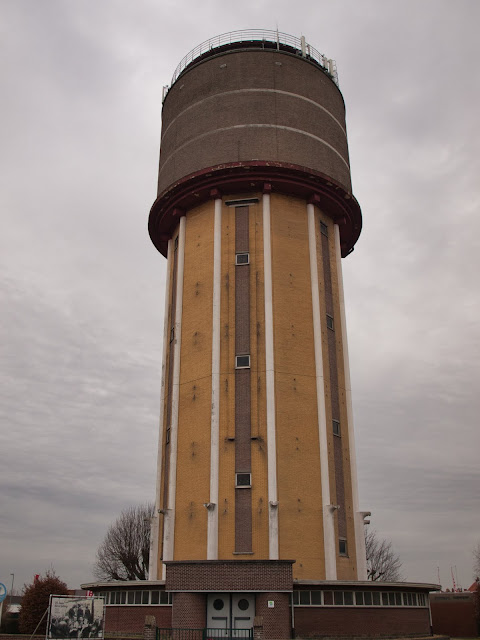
[47,596,105,639]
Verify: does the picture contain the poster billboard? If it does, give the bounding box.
[47,595,105,640]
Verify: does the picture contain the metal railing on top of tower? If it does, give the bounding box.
[168,29,338,90]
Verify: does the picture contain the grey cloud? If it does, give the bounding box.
[1,0,479,592]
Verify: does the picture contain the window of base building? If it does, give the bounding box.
[293,590,428,608]
[100,590,172,606]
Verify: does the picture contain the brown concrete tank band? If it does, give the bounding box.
[149,162,362,258]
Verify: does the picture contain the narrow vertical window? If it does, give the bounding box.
[333,419,340,437]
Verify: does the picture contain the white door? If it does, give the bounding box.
[207,593,255,633]
[207,593,229,630]
[231,594,254,631]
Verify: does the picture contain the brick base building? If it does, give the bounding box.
[83,564,437,638]
[430,590,479,638]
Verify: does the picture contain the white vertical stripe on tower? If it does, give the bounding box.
[263,192,279,560]
[334,224,367,580]
[307,203,337,580]
[208,198,222,559]
[150,239,173,580]
[162,215,186,576]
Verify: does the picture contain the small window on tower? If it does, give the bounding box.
[333,419,341,437]
[236,252,250,265]
[225,197,259,207]
[236,472,251,487]
[339,538,348,556]
[320,221,328,236]
[235,355,251,369]
[326,314,334,330]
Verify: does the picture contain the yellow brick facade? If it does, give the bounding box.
[315,210,357,579]
[270,194,324,579]
[156,193,358,579]
[174,202,214,559]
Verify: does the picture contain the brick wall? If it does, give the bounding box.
[255,592,291,639]
[431,593,478,637]
[171,592,206,628]
[165,560,293,591]
[294,606,430,637]
[105,606,172,633]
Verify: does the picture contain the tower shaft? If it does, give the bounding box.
[148,31,366,584]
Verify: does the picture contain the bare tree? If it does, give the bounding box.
[94,503,154,581]
[365,527,403,581]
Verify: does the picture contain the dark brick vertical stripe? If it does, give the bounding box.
[235,369,252,470]
[235,487,253,551]
[235,267,250,354]
[235,206,249,252]
[235,206,252,552]
[235,206,250,354]
[321,231,347,540]
[162,237,179,541]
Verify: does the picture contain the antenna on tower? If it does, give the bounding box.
[300,35,307,57]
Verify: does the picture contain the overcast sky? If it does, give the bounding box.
[1,0,479,594]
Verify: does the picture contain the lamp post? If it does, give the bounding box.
[9,574,14,607]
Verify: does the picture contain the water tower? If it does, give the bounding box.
[149,28,366,634]
[83,32,437,639]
